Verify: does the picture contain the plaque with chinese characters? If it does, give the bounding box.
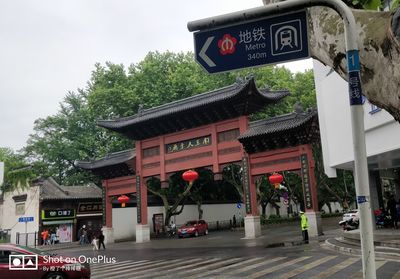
[166,135,211,153]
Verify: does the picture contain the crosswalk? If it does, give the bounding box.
[90,255,400,279]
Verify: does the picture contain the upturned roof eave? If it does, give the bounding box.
[96,78,289,131]
[74,149,135,170]
[238,110,318,141]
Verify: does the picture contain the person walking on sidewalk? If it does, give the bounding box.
[300,211,309,244]
[98,231,106,250]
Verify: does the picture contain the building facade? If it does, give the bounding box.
[0,178,102,245]
[314,60,400,211]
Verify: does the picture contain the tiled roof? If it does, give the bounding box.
[74,149,135,170]
[238,109,318,140]
[39,177,102,200]
[97,78,289,140]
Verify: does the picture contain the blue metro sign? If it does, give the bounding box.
[193,10,309,74]
[18,216,34,222]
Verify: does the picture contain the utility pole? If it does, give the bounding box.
[188,1,376,277]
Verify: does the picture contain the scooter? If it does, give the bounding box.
[339,218,359,231]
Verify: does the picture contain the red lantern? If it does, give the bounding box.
[118,195,129,208]
[182,170,199,185]
[269,173,283,189]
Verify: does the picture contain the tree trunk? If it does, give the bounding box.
[263,1,400,122]
[309,7,400,122]
[261,202,268,216]
[197,201,203,219]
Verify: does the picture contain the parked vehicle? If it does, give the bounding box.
[177,220,208,238]
[375,211,392,228]
[0,244,90,279]
[339,218,359,231]
[342,210,359,222]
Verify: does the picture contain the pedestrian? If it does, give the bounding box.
[98,230,106,250]
[79,225,88,244]
[41,229,49,245]
[299,211,309,244]
[232,215,237,229]
[91,235,99,251]
[50,229,57,245]
[387,195,398,229]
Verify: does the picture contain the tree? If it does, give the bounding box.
[313,143,356,210]
[261,0,400,122]
[0,148,36,192]
[146,172,197,227]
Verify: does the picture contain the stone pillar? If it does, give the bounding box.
[244,216,261,238]
[135,140,150,243]
[300,145,322,236]
[242,156,261,238]
[136,224,150,243]
[101,226,114,244]
[305,212,322,237]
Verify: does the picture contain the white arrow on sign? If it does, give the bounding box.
[199,36,216,67]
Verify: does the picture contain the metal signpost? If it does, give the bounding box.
[194,10,309,74]
[18,216,34,244]
[188,1,376,278]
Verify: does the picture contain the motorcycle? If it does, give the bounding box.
[339,218,359,231]
[166,225,176,237]
[375,212,392,228]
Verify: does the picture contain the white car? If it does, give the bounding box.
[343,209,359,221]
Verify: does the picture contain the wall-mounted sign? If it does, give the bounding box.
[166,135,211,153]
[136,176,141,224]
[78,202,103,214]
[300,154,313,209]
[42,209,75,220]
[242,157,252,214]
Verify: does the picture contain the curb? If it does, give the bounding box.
[322,238,400,261]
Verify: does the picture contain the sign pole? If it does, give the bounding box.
[188,1,376,277]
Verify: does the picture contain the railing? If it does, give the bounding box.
[16,232,38,247]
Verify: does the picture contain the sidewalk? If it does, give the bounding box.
[324,228,400,260]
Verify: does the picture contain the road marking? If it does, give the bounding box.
[242,256,310,279]
[186,257,264,279]
[349,260,387,279]
[91,259,180,277]
[122,258,207,279]
[167,257,241,277]
[220,257,286,278]
[309,257,360,279]
[274,255,337,279]
[91,260,150,271]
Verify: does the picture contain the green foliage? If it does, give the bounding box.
[0,148,36,192]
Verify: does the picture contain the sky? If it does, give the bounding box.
[0,0,312,151]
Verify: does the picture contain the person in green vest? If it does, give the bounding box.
[300,211,309,244]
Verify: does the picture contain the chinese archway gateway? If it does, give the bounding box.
[76,77,321,243]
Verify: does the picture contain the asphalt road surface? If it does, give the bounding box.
[57,223,400,279]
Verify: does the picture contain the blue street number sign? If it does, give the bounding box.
[18,216,34,222]
[194,10,309,74]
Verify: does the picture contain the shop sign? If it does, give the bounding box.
[77,202,103,214]
[300,154,313,209]
[166,135,211,153]
[42,209,75,220]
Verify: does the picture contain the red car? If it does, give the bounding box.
[178,220,208,238]
[0,244,90,279]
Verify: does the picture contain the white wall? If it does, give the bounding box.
[0,186,40,244]
[112,201,330,241]
[313,60,400,176]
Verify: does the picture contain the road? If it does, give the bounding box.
[55,221,400,279]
